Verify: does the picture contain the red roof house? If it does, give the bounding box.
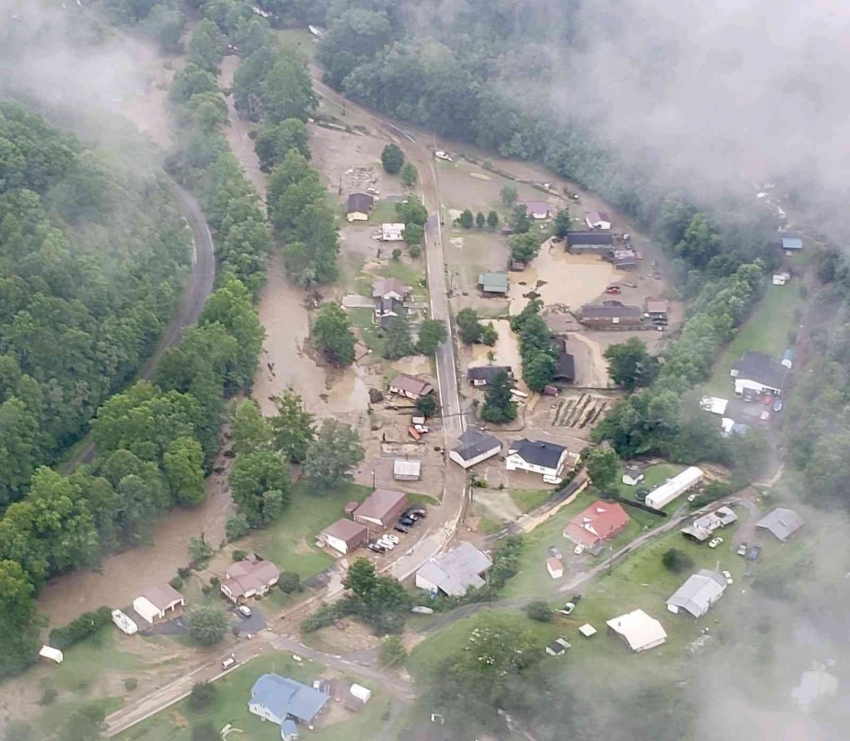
[564,501,630,552]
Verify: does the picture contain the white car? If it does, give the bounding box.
[434,150,453,162]
[384,534,400,544]
[559,602,575,616]
[573,544,585,555]
[687,493,697,503]
[377,539,395,550]
[708,537,724,549]
[238,605,252,617]
[722,570,733,585]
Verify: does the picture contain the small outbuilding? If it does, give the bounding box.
[39,646,64,664]
[350,684,372,704]
[347,193,374,221]
[621,466,644,486]
[547,557,564,579]
[606,609,667,652]
[319,519,369,555]
[545,638,571,656]
[132,584,185,624]
[755,507,804,542]
[393,459,422,481]
[578,624,597,638]
[381,223,406,241]
[478,271,510,295]
[782,236,803,253]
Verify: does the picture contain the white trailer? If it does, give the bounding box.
[350,684,372,704]
[645,467,704,510]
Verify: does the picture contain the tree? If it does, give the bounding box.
[302,420,365,492]
[662,548,694,574]
[169,64,218,105]
[523,351,556,392]
[231,400,273,455]
[188,681,217,710]
[188,606,229,646]
[378,635,407,666]
[459,209,474,228]
[278,571,301,594]
[188,19,225,73]
[188,536,213,566]
[584,448,620,494]
[383,315,414,359]
[312,302,356,366]
[269,388,315,463]
[481,370,517,424]
[525,600,552,622]
[416,319,447,355]
[554,209,571,238]
[0,560,39,679]
[344,558,378,600]
[395,198,428,226]
[230,451,290,527]
[603,338,659,391]
[404,222,424,247]
[59,704,106,741]
[457,308,483,344]
[510,205,531,234]
[487,210,499,229]
[191,722,219,741]
[260,54,317,124]
[509,231,540,264]
[481,322,498,346]
[400,162,418,187]
[475,211,486,228]
[255,119,311,171]
[416,394,438,418]
[381,143,404,174]
[500,185,517,207]
[226,514,249,541]
[163,437,205,506]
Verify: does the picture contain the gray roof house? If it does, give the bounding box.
[730,351,788,394]
[467,366,514,386]
[782,237,803,252]
[756,507,804,541]
[666,570,727,619]
[415,542,493,596]
[248,674,329,728]
[478,271,510,295]
[565,231,614,252]
[553,338,575,383]
[449,429,502,469]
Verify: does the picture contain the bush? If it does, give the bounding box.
[170,576,184,590]
[392,248,402,260]
[188,536,213,566]
[416,394,438,418]
[232,549,247,561]
[525,600,552,622]
[124,677,138,691]
[381,143,404,174]
[188,607,229,646]
[662,548,694,573]
[39,688,57,706]
[278,572,301,594]
[301,598,357,632]
[408,243,421,258]
[49,606,112,650]
[191,721,219,741]
[178,566,192,579]
[378,635,407,666]
[210,576,220,588]
[189,681,217,711]
[226,514,250,541]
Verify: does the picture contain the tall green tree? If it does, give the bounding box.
[457,308,483,344]
[383,314,414,359]
[254,119,311,171]
[163,437,206,506]
[302,420,364,492]
[381,144,404,173]
[603,338,659,391]
[230,451,290,527]
[231,399,273,455]
[269,388,315,463]
[0,560,39,679]
[416,319,447,355]
[188,19,225,73]
[400,162,418,187]
[500,185,517,207]
[188,606,228,646]
[584,447,620,494]
[480,370,517,424]
[509,231,540,264]
[554,209,571,238]
[312,302,356,366]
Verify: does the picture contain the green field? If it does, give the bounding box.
[509,488,553,514]
[274,28,317,57]
[371,200,401,223]
[246,481,372,579]
[704,284,804,397]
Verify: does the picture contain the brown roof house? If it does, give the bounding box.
[389,373,434,400]
[578,303,643,328]
[353,489,409,528]
[221,558,281,603]
[319,518,369,555]
[373,278,412,302]
[132,584,185,624]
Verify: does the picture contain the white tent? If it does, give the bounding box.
[39,646,64,664]
[606,609,667,652]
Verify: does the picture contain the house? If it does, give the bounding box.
[553,338,575,383]
[792,662,839,713]
[467,366,514,386]
[449,429,502,469]
[700,396,729,415]
[373,277,412,302]
[546,557,564,579]
[578,303,643,328]
[585,211,612,230]
[353,489,409,528]
[680,506,738,542]
[478,271,509,295]
[221,558,281,603]
[621,466,644,486]
[564,501,630,553]
[319,519,368,555]
[380,223,405,242]
[346,193,373,221]
[520,200,552,220]
[565,231,614,253]
[388,374,434,400]
[506,439,568,482]
[415,542,493,596]
[545,638,571,656]
[666,570,727,618]
[730,351,788,397]
[378,300,406,330]
[645,466,703,510]
[393,459,422,481]
[782,236,803,253]
[606,609,667,652]
[132,584,185,624]
[645,298,669,320]
[756,507,804,542]
[248,674,329,728]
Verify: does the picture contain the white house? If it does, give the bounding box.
[585,211,612,230]
[449,429,501,469]
[506,439,568,483]
[606,609,667,652]
[730,351,788,397]
[132,584,185,624]
[645,466,703,510]
[415,542,493,597]
[666,570,726,618]
[380,223,406,242]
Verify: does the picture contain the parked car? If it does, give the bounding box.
[559,602,576,616]
[764,395,774,406]
[708,537,724,549]
[377,539,395,550]
[409,508,427,518]
[773,399,783,413]
[687,493,698,503]
[573,544,585,555]
[722,570,734,585]
[760,410,770,421]
[737,542,748,557]
[394,523,410,534]
[222,656,237,670]
[384,534,400,544]
[742,388,758,402]
[399,517,415,527]
[368,543,385,553]
[746,545,762,561]
[548,546,564,560]
[238,605,252,617]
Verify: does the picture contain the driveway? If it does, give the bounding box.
[231,606,267,635]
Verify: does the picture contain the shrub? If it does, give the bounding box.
[416,394,438,418]
[170,576,184,590]
[210,576,220,588]
[49,606,112,650]
[408,243,421,258]
[189,681,217,711]
[232,549,247,561]
[178,566,192,579]
[226,514,250,541]
[39,688,57,706]
[662,548,694,573]
[525,600,552,622]
[392,248,402,260]
[378,635,407,666]
[188,536,213,566]
[124,678,138,691]
[278,572,301,594]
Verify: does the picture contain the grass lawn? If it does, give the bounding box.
[509,488,553,514]
[115,654,328,741]
[376,259,423,289]
[274,28,317,57]
[48,627,146,694]
[41,697,124,737]
[349,308,385,356]
[704,284,805,397]
[371,200,401,223]
[247,481,372,579]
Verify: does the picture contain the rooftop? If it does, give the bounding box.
[509,438,566,469]
[141,584,184,611]
[389,373,433,396]
[564,501,630,548]
[467,366,513,384]
[354,488,408,522]
[732,351,788,390]
[782,237,803,250]
[452,429,501,461]
[553,337,574,382]
[224,559,281,598]
[393,459,422,478]
[250,674,329,723]
[566,231,613,246]
[320,518,368,543]
[347,192,373,213]
[606,609,667,651]
[478,271,510,293]
[667,570,726,618]
[416,542,493,596]
[580,304,642,320]
[756,507,804,541]
[373,277,411,298]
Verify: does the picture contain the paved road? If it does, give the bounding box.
[67,180,216,468]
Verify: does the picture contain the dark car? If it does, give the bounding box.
[408,508,427,518]
[746,545,762,562]
[368,543,385,553]
[399,516,415,527]
[394,523,410,534]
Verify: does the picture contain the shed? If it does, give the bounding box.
[478,272,510,295]
[393,459,422,481]
[350,684,372,704]
[700,396,729,415]
[782,237,803,252]
[578,624,597,637]
[547,557,564,579]
[353,489,409,528]
[553,337,575,383]
[39,646,64,664]
[755,507,804,542]
[132,584,185,624]
[381,223,406,241]
[621,466,644,486]
[347,193,373,221]
[545,638,571,656]
[344,501,359,515]
[606,609,667,652]
[319,519,369,555]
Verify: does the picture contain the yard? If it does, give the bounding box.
[246,481,372,579]
[704,284,805,397]
[509,488,553,514]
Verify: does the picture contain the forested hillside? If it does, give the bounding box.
[0,102,191,506]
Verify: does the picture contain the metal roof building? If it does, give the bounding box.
[756,507,804,542]
[478,271,510,294]
[667,570,727,618]
[415,542,493,596]
[606,609,667,652]
[645,466,703,510]
[248,674,329,725]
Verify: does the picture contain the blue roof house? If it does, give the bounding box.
[248,674,329,734]
[782,237,803,252]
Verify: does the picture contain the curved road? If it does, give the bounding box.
[67,179,216,468]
